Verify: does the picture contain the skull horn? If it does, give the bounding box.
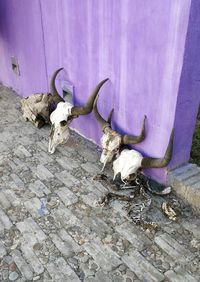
[50,68,64,104]
[122,116,146,145]
[93,94,111,131]
[141,129,174,168]
[71,78,109,116]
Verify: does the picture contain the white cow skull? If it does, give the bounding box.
[48,102,73,154]
[48,78,109,154]
[93,95,173,182]
[93,96,146,170]
[100,130,122,170]
[113,149,143,182]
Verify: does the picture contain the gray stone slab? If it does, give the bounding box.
[56,187,78,206]
[56,170,80,187]
[0,191,11,209]
[83,241,121,271]
[21,243,44,275]
[12,250,33,281]
[50,229,82,257]
[56,156,79,171]
[165,269,198,282]
[155,233,194,263]
[34,165,54,180]
[122,250,165,282]
[0,209,12,230]
[16,217,46,243]
[24,197,48,218]
[28,180,51,197]
[115,222,151,250]
[0,240,6,258]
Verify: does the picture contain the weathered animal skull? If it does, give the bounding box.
[21,68,64,128]
[93,94,173,181]
[93,95,146,170]
[113,131,174,182]
[113,149,143,182]
[48,78,109,154]
[48,102,73,154]
[100,129,121,170]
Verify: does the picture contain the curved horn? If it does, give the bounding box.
[107,108,114,125]
[122,115,146,145]
[71,78,109,116]
[141,129,174,168]
[93,94,111,131]
[50,68,64,103]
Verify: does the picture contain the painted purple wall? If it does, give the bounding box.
[0,0,199,183]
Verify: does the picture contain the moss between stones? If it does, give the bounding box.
[190,109,200,166]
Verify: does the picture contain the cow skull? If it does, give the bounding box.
[93,95,146,170]
[93,95,173,182]
[113,131,173,182]
[48,78,109,154]
[21,68,64,128]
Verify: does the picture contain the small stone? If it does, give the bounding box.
[126,278,132,282]
[90,262,98,270]
[118,264,126,272]
[2,269,9,280]
[33,275,41,281]
[9,262,17,271]
[9,271,19,281]
[162,262,170,271]
[3,255,13,264]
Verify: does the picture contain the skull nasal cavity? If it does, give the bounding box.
[60,120,68,126]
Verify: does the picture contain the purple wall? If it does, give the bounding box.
[0,0,199,183]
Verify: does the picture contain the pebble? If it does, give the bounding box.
[3,255,13,264]
[118,264,126,272]
[9,271,19,281]
[33,275,41,281]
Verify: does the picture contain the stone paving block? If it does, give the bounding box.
[122,249,165,282]
[14,145,32,158]
[0,240,6,258]
[12,250,33,281]
[184,174,200,186]
[24,197,48,218]
[174,167,200,182]
[0,209,12,230]
[165,269,198,282]
[169,164,196,177]
[81,162,100,175]
[115,222,151,250]
[34,165,54,180]
[56,170,80,187]
[55,257,81,281]
[21,243,44,275]
[10,174,24,188]
[83,241,121,271]
[56,187,78,206]
[28,180,51,197]
[52,205,82,228]
[16,217,46,243]
[35,151,54,164]
[46,257,81,281]
[182,220,200,239]
[155,233,194,263]
[0,190,12,209]
[50,230,82,257]
[4,189,21,206]
[56,156,79,171]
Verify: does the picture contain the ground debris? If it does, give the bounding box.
[161,202,177,221]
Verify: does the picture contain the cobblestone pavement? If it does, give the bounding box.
[0,84,200,282]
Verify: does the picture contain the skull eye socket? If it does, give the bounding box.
[60,120,68,127]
